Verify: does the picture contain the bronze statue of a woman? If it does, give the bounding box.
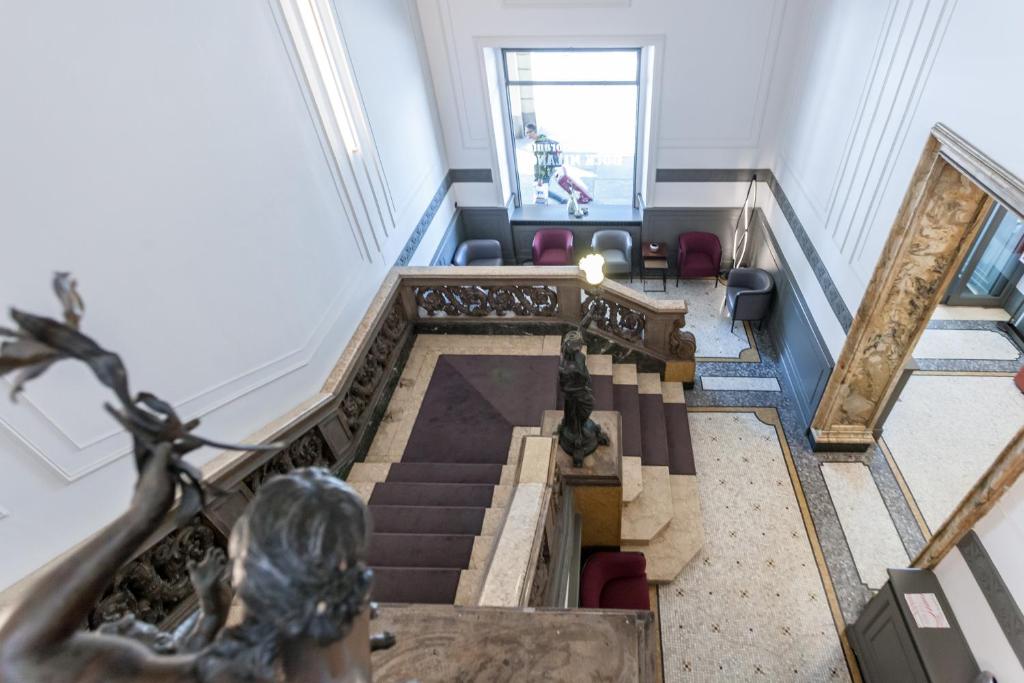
[0,275,390,682]
[557,329,609,466]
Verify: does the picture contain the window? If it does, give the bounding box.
[502,49,640,207]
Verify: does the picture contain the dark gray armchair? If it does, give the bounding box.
[452,239,503,266]
[726,268,774,332]
[590,229,632,280]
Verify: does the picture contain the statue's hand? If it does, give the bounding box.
[98,613,179,654]
[188,547,227,598]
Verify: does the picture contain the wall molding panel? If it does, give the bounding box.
[656,0,787,150]
[774,0,960,302]
[0,0,452,485]
[437,0,492,150]
[655,168,854,332]
[0,274,365,482]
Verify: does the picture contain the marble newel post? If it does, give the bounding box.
[810,129,994,451]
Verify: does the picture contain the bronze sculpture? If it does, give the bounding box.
[0,274,392,682]
[557,329,609,466]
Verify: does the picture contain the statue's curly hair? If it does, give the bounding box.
[561,330,584,356]
[198,468,372,681]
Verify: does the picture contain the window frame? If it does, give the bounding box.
[500,47,643,208]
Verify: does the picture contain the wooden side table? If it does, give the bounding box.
[642,242,668,293]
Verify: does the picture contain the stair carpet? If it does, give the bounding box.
[349,424,534,606]
[586,355,703,584]
[350,347,701,605]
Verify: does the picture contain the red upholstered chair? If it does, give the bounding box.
[677,232,722,286]
[532,228,575,266]
[579,551,650,610]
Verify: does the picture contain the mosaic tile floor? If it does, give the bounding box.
[914,328,1021,360]
[882,373,1024,531]
[821,462,910,590]
[625,279,756,361]
[659,410,850,681]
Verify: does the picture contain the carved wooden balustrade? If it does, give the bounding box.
[2,267,693,632]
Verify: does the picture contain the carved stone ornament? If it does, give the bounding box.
[582,294,645,343]
[89,519,224,629]
[340,299,405,433]
[244,429,334,495]
[415,284,558,317]
[668,324,697,360]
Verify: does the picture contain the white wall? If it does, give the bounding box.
[772,0,1024,328]
[415,0,795,205]
[0,0,447,590]
[936,475,1024,681]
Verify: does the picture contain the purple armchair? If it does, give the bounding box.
[677,232,722,286]
[580,551,650,610]
[532,228,574,266]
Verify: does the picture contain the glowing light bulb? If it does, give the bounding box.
[579,253,605,286]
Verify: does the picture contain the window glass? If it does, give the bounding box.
[505,50,640,206]
[505,50,639,83]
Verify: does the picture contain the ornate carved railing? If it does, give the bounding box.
[396,267,694,377]
[4,266,693,631]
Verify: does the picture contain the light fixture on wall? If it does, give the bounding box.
[579,253,606,286]
[731,174,757,270]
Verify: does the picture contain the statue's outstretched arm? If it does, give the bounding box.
[0,444,177,659]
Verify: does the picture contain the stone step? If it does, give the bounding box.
[348,462,391,483]
[620,465,673,545]
[369,505,486,535]
[585,353,614,376]
[372,567,461,604]
[369,533,477,569]
[369,533,494,570]
[612,362,638,386]
[624,474,704,583]
[454,568,486,606]
[622,455,643,503]
[388,462,504,485]
[369,482,495,508]
[637,379,669,468]
[612,383,642,459]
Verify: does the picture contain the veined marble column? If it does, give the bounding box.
[810,131,991,451]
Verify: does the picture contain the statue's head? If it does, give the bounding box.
[561,330,584,358]
[228,468,372,645]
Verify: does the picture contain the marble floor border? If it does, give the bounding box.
[687,323,927,629]
[918,319,1024,371]
[694,319,761,364]
[876,436,932,542]
[687,405,862,682]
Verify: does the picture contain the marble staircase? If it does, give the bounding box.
[348,337,703,606]
[587,354,704,584]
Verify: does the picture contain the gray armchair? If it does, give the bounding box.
[590,229,633,280]
[453,239,503,266]
[726,268,774,332]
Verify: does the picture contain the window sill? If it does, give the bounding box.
[510,204,643,225]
